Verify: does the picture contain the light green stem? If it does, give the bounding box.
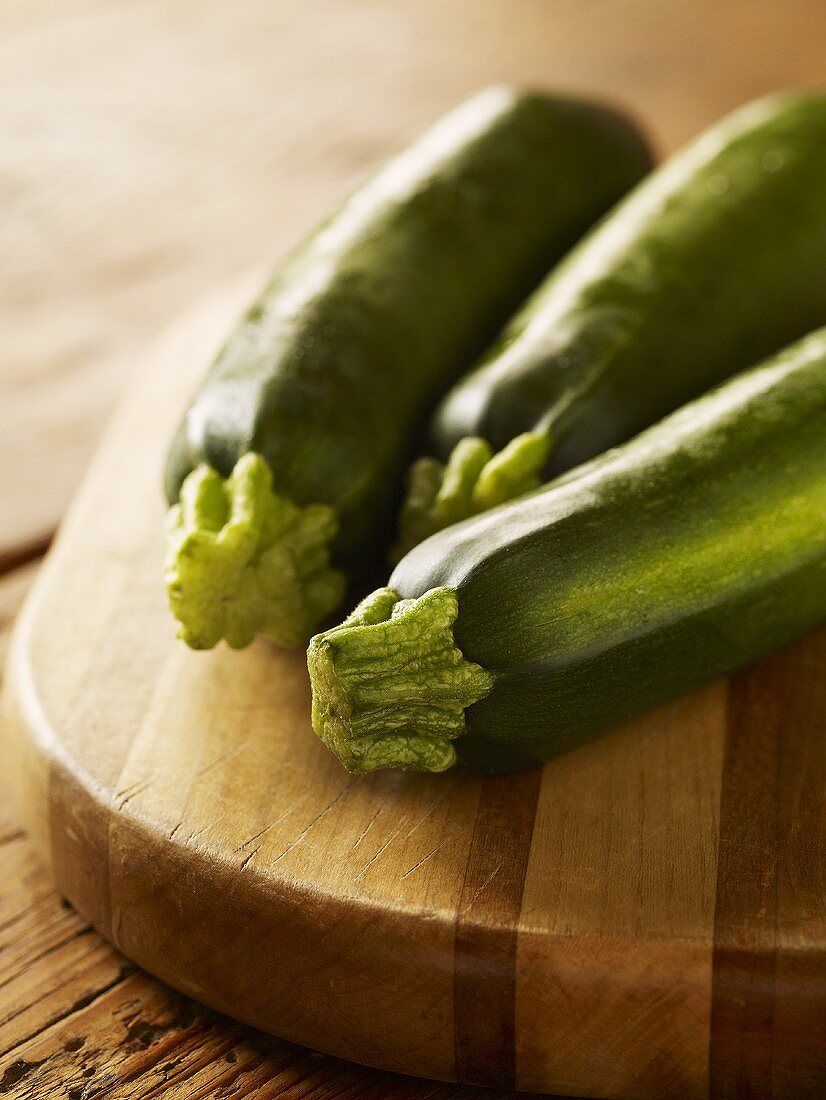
[307,587,492,773]
[393,431,551,560]
[165,453,345,650]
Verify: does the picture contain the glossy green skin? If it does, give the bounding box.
[391,330,826,773]
[432,92,826,478]
[164,88,652,565]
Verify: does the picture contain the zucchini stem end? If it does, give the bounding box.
[393,431,551,560]
[308,586,492,773]
[164,453,345,650]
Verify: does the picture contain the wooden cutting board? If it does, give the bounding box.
[3,283,825,1099]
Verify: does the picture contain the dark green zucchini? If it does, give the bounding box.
[164,87,652,649]
[395,90,826,555]
[309,329,826,774]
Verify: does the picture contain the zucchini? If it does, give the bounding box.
[396,90,826,555]
[309,329,826,774]
[164,87,652,649]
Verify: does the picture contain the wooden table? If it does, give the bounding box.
[1,1,824,1096]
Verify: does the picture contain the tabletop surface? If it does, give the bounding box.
[1,0,825,1096]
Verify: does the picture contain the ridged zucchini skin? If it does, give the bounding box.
[163,86,652,649]
[397,91,826,554]
[310,330,826,774]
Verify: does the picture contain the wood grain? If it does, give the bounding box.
[516,688,727,1098]
[0,568,520,1100]
[3,0,826,562]
[0,812,512,1100]
[3,287,824,1097]
[454,772,542,1090]
[711,635,826,1099]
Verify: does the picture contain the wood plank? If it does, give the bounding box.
[454,771,542,1090]
[515,688,725,1098]
[711,634,826,1098]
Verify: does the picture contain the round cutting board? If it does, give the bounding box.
[4,283,825,1098]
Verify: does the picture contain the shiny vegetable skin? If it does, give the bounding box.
[396,91,826,554]
[163,86,653,650]
[309,329,826,774]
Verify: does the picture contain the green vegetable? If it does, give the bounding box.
[164,86,652,649]
[396,90,826,556]
[310,329,826,774]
